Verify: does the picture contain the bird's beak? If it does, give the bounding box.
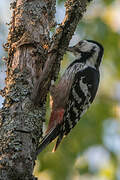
[67,47,74,52]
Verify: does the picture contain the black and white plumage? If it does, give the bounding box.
[36,40,104,155]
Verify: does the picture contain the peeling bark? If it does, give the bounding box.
[0,0,91,179]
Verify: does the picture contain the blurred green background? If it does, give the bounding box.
[0,0,120,180]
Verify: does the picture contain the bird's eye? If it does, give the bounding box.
[79,41,83,46]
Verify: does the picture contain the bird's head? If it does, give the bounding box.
[67,40,104,69]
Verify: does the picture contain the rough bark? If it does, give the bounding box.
[0,0,91,179]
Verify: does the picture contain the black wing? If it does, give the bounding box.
[61,67,100,135]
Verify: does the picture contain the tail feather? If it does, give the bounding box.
[36,124,61,156]
[52,132,64,152]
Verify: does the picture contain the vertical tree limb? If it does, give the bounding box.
[32,0,90,104]
[0,0,55,179]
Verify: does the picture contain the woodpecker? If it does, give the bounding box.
[36,40,104,155]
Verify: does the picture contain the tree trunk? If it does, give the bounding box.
[0,0,91,179]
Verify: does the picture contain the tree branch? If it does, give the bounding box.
[31,0,91,104]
